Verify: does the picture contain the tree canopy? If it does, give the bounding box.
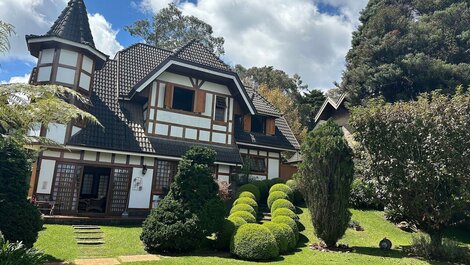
[0,21,14,54]
[340,0,470,105]
[350,91,470,248]
[126,3,225,55]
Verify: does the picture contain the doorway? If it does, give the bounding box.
[78,166,111,214]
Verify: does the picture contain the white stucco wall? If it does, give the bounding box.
[36,159,56,194]
[268,158,280,180]
[128,168,154,209]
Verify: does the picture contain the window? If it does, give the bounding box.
[242,155,267,174]
[172,87,194,112]
[153,160,178,193]
[251,116,266,133]
[215,96,227,121]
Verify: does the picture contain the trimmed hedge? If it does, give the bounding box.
[262,222,295,253]
[230,224,279,260]
[237,184,260,202]
[286,179,303,204]
[267,191,289,209]
[251,180,269,201]
[272,208,297,220]
[271,199,296,214]
[269,184,294,200]
[233,197,258,212]
[236,191,257,201]
[229,211,256,223]
[272,216,299,242]
[230,204,256,217]
[215,217,247,250]
[267,178,285,189]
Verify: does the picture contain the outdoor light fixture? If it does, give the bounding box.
[142,165,148,175]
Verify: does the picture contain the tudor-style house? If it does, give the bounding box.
[26,0,299,217]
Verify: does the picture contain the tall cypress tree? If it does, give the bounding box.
[340,0,470,105]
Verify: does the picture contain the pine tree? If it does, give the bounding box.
[296,120,354,247]
[341,0,470,105]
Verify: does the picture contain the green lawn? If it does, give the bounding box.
[35,208,468,264]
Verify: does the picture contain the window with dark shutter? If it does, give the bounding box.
[172,87,195,112]
[215,96,227,121]
[251,115,266,134]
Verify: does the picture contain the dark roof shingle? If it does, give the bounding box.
[46,0,95,47]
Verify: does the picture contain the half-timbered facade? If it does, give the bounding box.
[26,0,299,216]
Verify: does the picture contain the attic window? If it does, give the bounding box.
[251,116,266,134]
[215,96,227,121]
[172,87,194,112]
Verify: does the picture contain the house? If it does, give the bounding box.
[313,93,355,145]
[26,0,299,217]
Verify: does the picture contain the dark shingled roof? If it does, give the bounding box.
[245,86,281,117]
[68,40,299,161]
[46,0,95,47]
[174,40,230,71]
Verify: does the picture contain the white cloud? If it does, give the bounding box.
[88,13,124,56]
[1,73,30,84]
[141,0,368,90]
[0,0,123,62]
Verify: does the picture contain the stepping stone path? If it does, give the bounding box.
[258,204,271,223]
[73,225,106,259]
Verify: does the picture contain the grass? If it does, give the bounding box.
[35,208,467,264]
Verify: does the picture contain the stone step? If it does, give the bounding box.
[73,225,100,229]
[74,230,103,234]
[75,236,104,240]
[77,240,105,245]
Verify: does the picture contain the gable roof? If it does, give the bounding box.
[46,0,95,47]
[314,93,347,123]
[173,40,230,71]
[245,86,281,117]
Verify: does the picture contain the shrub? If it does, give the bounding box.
[350,178,382,210]
[405,235,470,264]
[141,147,224,252]
[251,180,269,201]
[267,191,289,209]
[233,197,258,212]
[269,184,294,200]
[236,191,256,201]
[0,140,43,247]
[0,232,45,265]
[271,199,296,214]
[272,216,299,243]
[262,222,295,253]
[272,208,297,220]
[215,217,247,250]
[236,184,260,202]
[217,181,231,202]
[296,120,354,247]
[230,204,256,217]
[286,179,303,204]
[229,211,256,223]
[267,178,285,189]
[350,93,470,248]
[230,224,279,260]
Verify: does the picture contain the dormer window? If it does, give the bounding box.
[215,96,227,122]
[251,116,266,134]
[172,87,195,112]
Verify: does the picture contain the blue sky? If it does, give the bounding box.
[0,0,368,90]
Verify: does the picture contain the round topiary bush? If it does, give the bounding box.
[262,222,295,253]
[271,199,296,214]
[216,217,247,250]
[272,208,297,220]
[236,191,257,201]
[229,211,256,223]
[272,216,299,243]
[286,179,303,204]
[267,178,285,189]
[267,191,289,209]
[237,184,261,202]
[230,224,279,260]
[251,180,269,201]
[269,184,294,200]
[230,204,256,217]
[233,197,258,212]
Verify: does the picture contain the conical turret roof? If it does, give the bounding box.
[46,0,95,47]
